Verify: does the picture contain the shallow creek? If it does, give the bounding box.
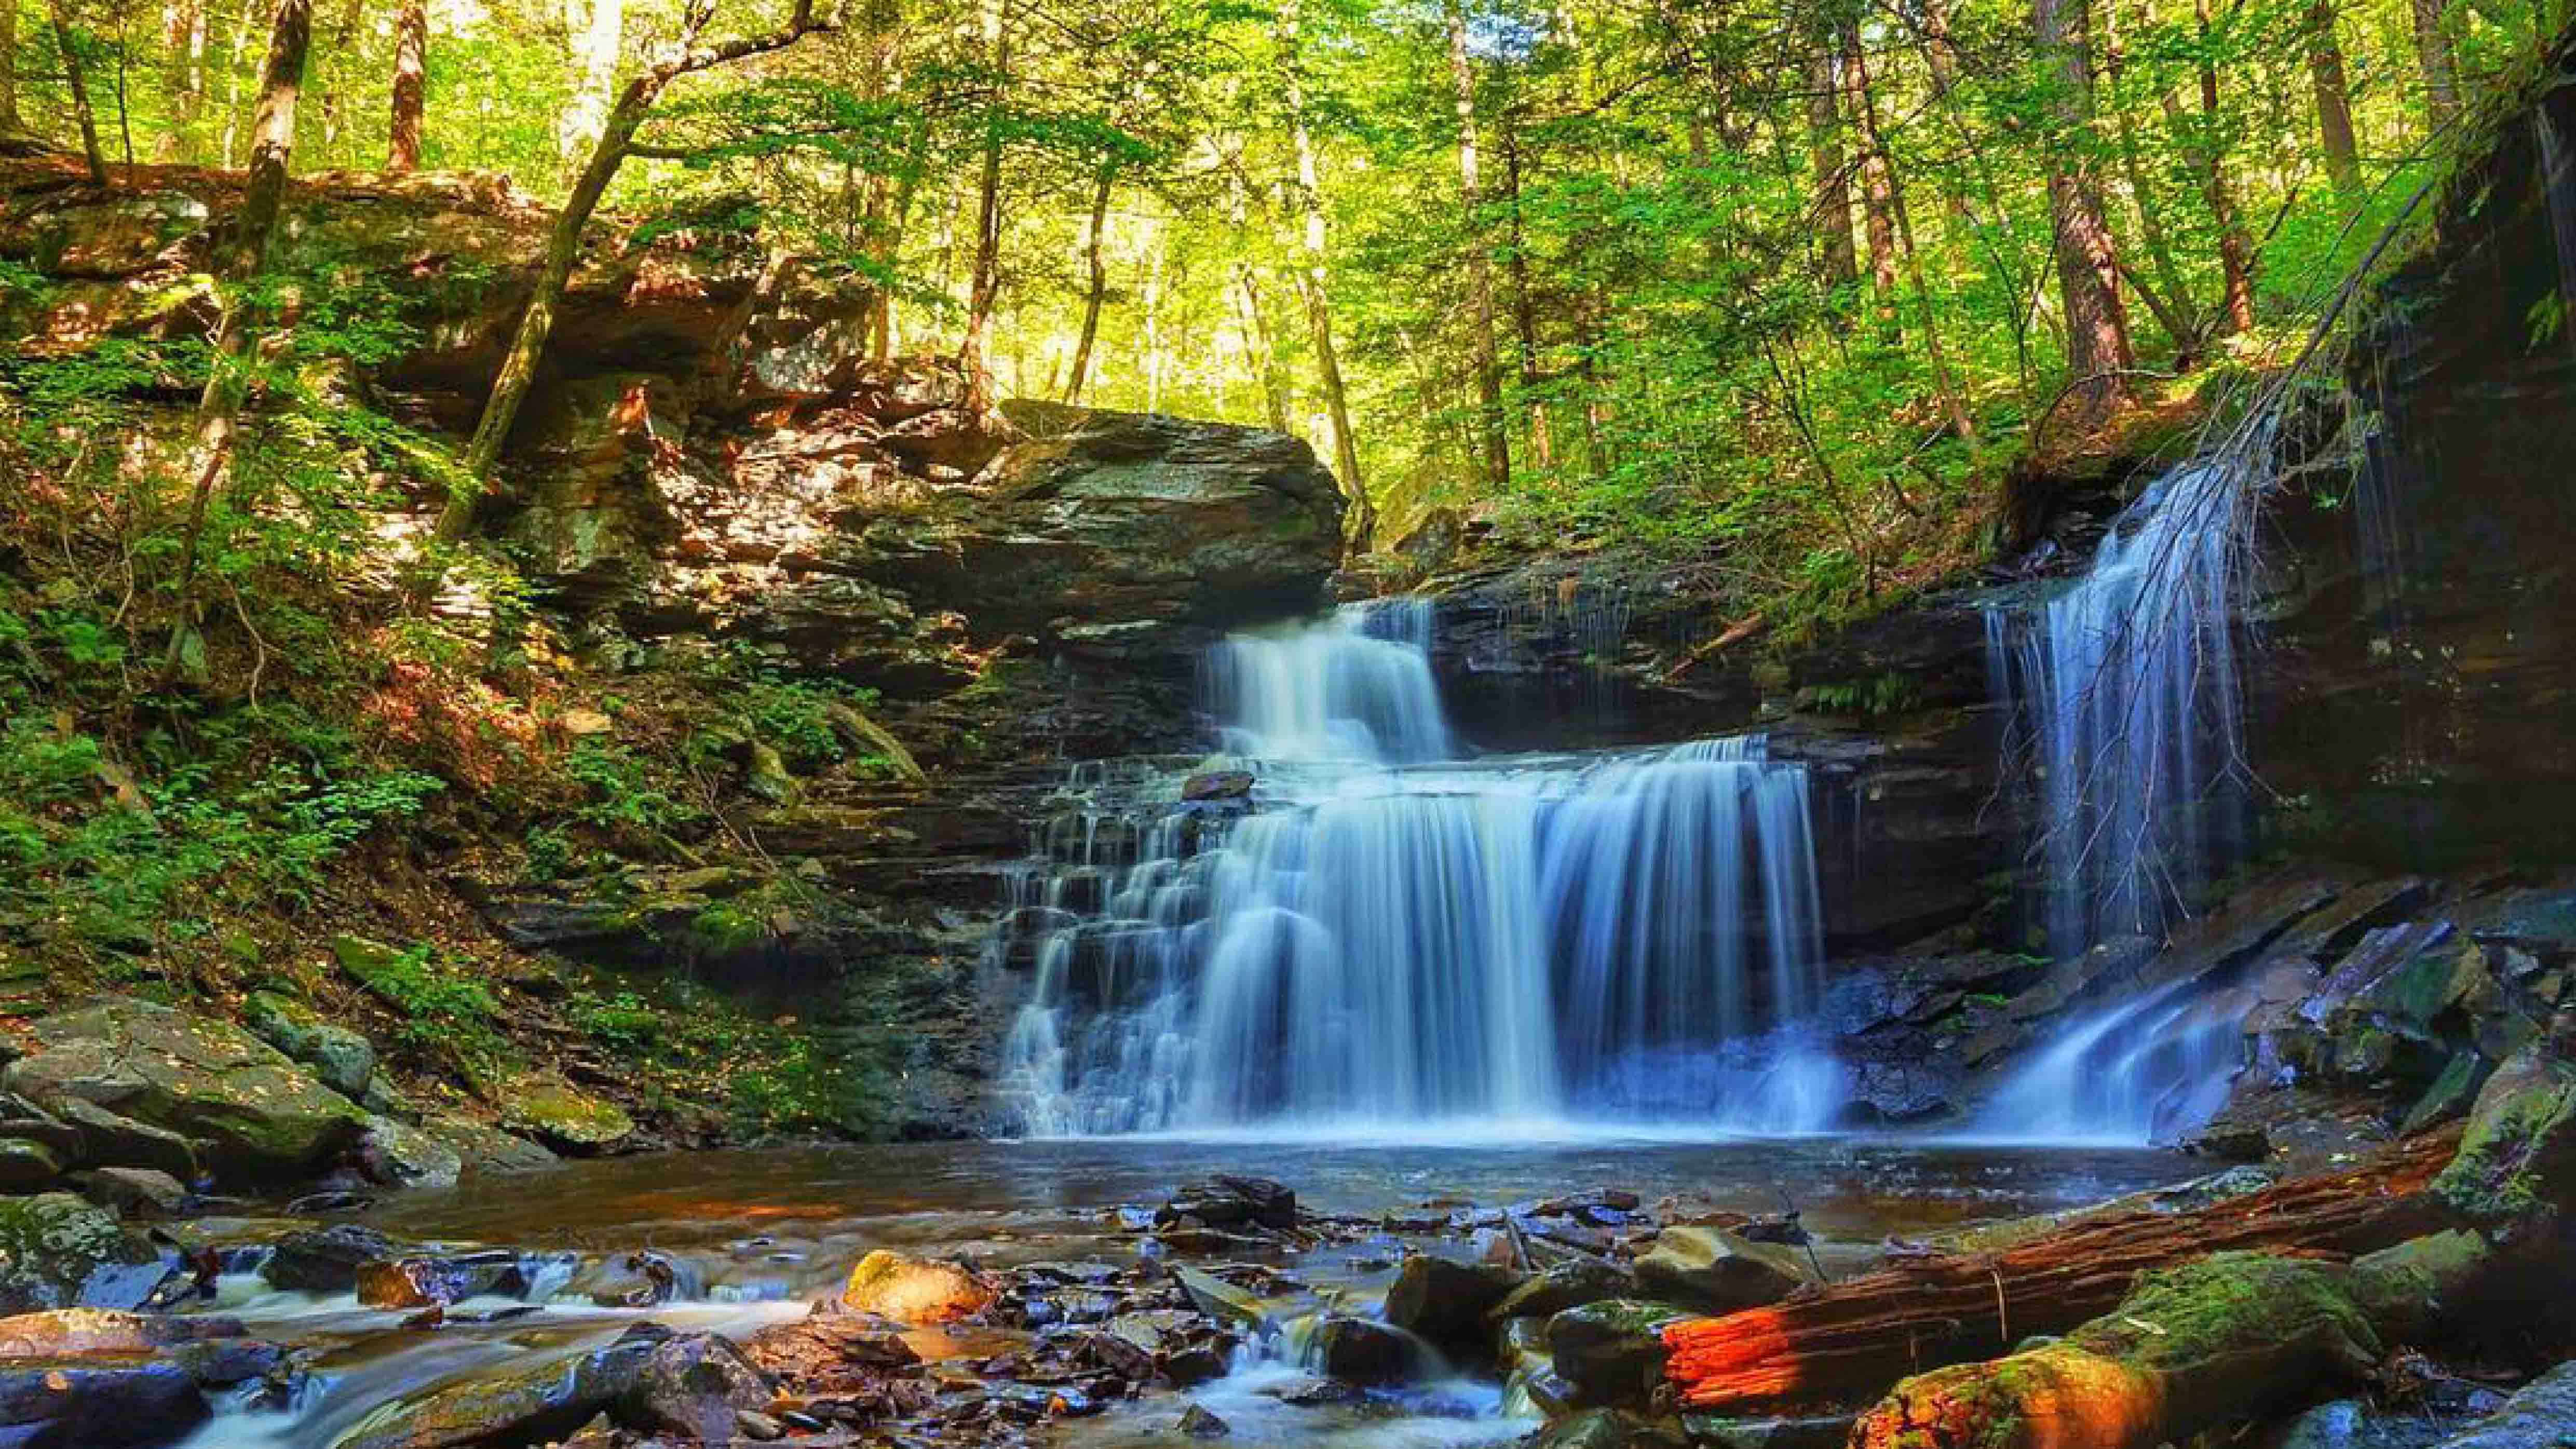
[173,1134,2197,1448]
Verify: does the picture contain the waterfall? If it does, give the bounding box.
[1977,448,2265,1143]
[999,601,1835,1137]
[1985,455,2258,958]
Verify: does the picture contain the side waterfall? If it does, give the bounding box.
[1976,449,2264,1142]
[1000,601,1835,1137]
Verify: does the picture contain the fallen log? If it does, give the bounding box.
[1662,1127,2460,1414]
[1844,1230,2491,1449]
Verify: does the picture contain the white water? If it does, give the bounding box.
[1002,601,1835,1137]
[1978,451,2263,1143]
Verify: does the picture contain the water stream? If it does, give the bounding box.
[1001,601,1835,1138]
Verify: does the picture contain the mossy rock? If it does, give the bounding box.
[330,1324,661,1449]
[0,1137,64,1193]
[411,1117,559,1176]
[2432,1037,2576,1237]
[499,1081,635,1156]
[1545,1300,1697,1407]
[1,998,366,1186]
[0,1193,165,1315]
[242,991,376,1100]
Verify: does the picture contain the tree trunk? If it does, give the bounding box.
[386,0,425,173]
[2102,0,2198,357]
[1848,1233,2494,1449]
[1805,42,1858,301]
[1666,1127,2461,1414]
[167,0,314,652]
[1848,29,1976,445]
[315,0,360,152]
[1845,24,1900,340]
[2190,0,2256,335]
[2307,0,2362,192]
[1235,265,1291,434]
[1062,159,1114,404]
[0,0,18,131]
[957,0,1008,415]
[559,0,623,169]
[49,2,112,184]
[2412,0,2460,130]
[1281,0,1371,549]
[2031,0,2136,424]
[433,0,830,546]
[156,0,205,161]
[1446,0,1510,494]
[1502,122,1552,469]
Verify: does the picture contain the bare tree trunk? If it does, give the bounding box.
[1142,229,1165,414]
[1805,41,1857,302]
[168,0,314,658]
[1848,28,1976,446]
[433,0,831,546]
[1502,122,1552,469]
[155,0,205,160]
[2192,0,2256,335]
[2412,0,2460,130]
[1235,265,1291,433]
[49,2,112,184]
[386,0,424,173]
[2102,0,2198,356]
[559,0,623,169]
[957,0,1007,414]
[0,0,18,131]
[1062,159,1114,403]
[315,0,360,153]
[1844,24,1900,341]
[1446,0,1509,494]
[1281,0,1370,549]
[2032,0,2136,423]
[2307,0,2362,192]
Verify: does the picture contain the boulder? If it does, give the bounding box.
[47,1100,197,1181]
[263,1224,408,1293]
[3,999,365,1184]
[412,1117,558,1176]
[1492,1260,1638,1321]
[1158,1176,1297,1232]
[839,1251,994,1325]
[1547,1301,1695,1407]
[2436,1361,2576,1447]
[0,1359,207,1449]
[241,992,376,1099]
[624,1332,776,1442]
[1384,1253,1524,1363]
[0,1195,165,1315]
[1527,1409,1688,1449]
[330,1323,664,1449]
[71,1168,189,1219]
[2431,1024,2576,1239]
[1632,1228,1818,1315]
[357,1117,465,1190]
[0,1138,63,1192]
[1310,1315,1418,1385]
[355,1252,530,1309]
[499,1081,635,1156]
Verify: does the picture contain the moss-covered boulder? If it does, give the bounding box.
[2,999,367,1185]
[0,1357,207,1449]
[241,992,377,1100]
[500,1081,635,1156]
[2431,1025,2576,1241]
[0,1194,165,1314]
[330,1323,663,1449]
[411,1117,558,1176]
[1633,1228,1818,1316]
[1547,1301,1697,1407]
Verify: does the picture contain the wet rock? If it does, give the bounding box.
[1181,771,1254,803]
[0,1137,62,1192]
[1159,1175,1297,1231]
[2403,1052,2495,1136]
[355,1252,530,1309]
[0,1358,207,1449]
[1632,1228,1816,1316]
[1678,1411,1856,1448]
[2431,1028,2576,1238]
[1491,1260,1637,1321]
[3,998,365,1184]
[841,1250,995,1325]
[331,1322,663,1449]
[241,991,376,1099]
[1546,1301,1694,1407]
[357,1117,465,1190]
[1383,1253,1524,1363]
[2435,1360,2576,1447]
[741,1307,922,1396]
[1171,1265,1267,1331]
[498,1080,635,1156]
[412,1117,558,1176]
[71,1167,188,1218]
[2180,1121,2273,1162]
[1311,1315,1418,1385]
[1527,1407,1686,1449]
[263,1224,407,1293]
[0,1309,246,1358]
[1178,1402,1231,1438]
[625,1331,777,1441]
[0,1194,165,1314]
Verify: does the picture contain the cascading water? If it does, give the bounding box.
[1977,447,2267,1142]
[999,600,1837,1137]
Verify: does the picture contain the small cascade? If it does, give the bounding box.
[999,601,1834,1137]
[1985,454,2260,959]
[1966,979,2243,1145]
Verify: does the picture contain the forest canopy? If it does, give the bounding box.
[1,0,2555,609]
